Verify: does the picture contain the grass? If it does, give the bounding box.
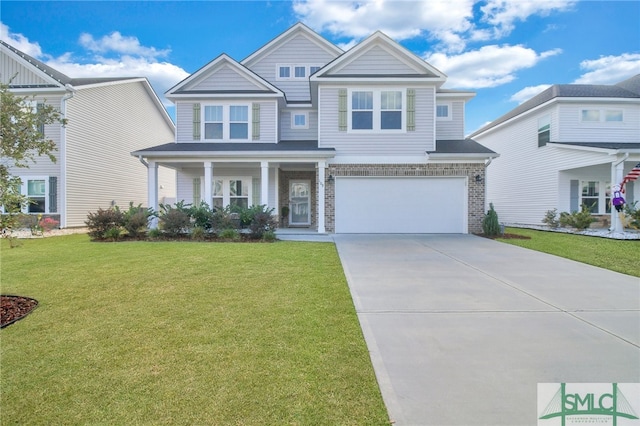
[0,234,389,425]
[497,227,640,277]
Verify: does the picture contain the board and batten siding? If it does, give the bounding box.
[280,110,318,140]
[557,103,640,143]
[244,33,338,102]
[65,81,175,227]
[435,101,465,140]
[318,86,435,156]
[0,50,52,86]
[332,45,420,76]
[176,100,277,144]
[478,105,616,225]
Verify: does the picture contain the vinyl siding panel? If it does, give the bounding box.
[318,86,435,156]
[176,100,277,144]
[557,103,640,142]
[476,105,616,225]
[183,64,265,92]
[0,51,52,86]
[435,101,465,140]
[245,33,337,102]
[333,45,418,75]
[280,110,318,140]
[65,81,175,226]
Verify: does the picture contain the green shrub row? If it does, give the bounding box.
[85,202,277,242]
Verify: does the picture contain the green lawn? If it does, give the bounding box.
[1,235,389,425]
[498,227,640,277]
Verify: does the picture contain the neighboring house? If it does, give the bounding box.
[133,23,496,234]
[471,74,640,232]
[1,40,176,228]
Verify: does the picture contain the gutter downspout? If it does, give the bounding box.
[59,84,76,228]
[610,153,629,232]
[483,157,493,214]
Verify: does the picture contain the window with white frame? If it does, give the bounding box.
[581,180,611,214]
[212,178,251,209]
[349,89,404,132]
[436,104,451,120]
[538,114,550,147]
[291,112,308,129]
[203,104,249,141]
[276,64,323,80]
[581,108,623,123]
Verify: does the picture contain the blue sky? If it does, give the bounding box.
[1,0,639,134]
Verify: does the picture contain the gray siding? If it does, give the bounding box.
[318,86,435,156]
[65,81,175,226]
[435,101,466,140]
[183,64,265,92]
[333,45,418,75]
[280,110,318,140]
[176,100,278,144]
[245,33,337,102]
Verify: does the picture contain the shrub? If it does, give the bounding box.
[262,230,277,242]
[624,201,640,229]
[210,205,237,232]
[159,208,191,237]
[104,227,122,242]
[559,204,595,230]
[189,201,215,230]
[542,209,560,228]
[248,206,277,239]
[123,203,155,238]
[147,228,161,239]
[85,208,125,240]
[482,203,501,236]
[190,226,207,241]
[218,228,240,241]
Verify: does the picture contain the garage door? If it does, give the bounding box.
[334,177,466,233]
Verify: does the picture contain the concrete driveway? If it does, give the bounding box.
[333,234,640,426]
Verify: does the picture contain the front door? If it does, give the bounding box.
[289,180,311,226]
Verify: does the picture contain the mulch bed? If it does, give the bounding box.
[1,295,38,328]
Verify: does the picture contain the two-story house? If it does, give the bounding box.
[471,74,640,232]
[1,40,176,228]
[133,23,497,234]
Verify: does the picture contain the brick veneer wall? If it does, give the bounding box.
[323,163,486,234]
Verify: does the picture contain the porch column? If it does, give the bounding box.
[148,160,159,228]
[611,157,625,232]
[204,161,213,208]
[261,161,269,206]
[317,160,326,233]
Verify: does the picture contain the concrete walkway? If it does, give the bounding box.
[333,234,640,426]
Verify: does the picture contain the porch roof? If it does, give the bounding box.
[132,140,336,159]
[548,142,640,153]
[426,139,499,160]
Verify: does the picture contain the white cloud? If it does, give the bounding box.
[573,53,640,85]
[509,84,552,104]
[0,23,188,106]
[293,0,576,52]
[426,45,562,88]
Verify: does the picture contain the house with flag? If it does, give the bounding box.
[471,74,640,233]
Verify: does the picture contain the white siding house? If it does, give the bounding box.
[1,40,176,228]
[470,75,640,233]
[134,23,497,234]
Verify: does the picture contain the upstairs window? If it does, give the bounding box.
[538,115,550,147]
[291,112,308,129]
[294,66,306,78]
[581,109,623,123]
[279,66,290,78]
[349,89,405,132]
[203,104,249,141]
[276,64,323,80]
[436,104,451,120]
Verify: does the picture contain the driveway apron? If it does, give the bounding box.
[333,234,640,426]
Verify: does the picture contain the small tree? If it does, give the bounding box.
[1,81,67,238]
[482,203,501,236]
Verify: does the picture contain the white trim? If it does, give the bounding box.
[347,88,406,133]
[436,103,452,121]
[201,103,250,142]
[291,111,309,129]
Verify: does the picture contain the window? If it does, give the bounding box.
[279,66,290,78]
[581,180,611,214]
[294,66,306,78]
[436,104,450,120]
[212,178,251,209]
[310,66,321,75]
[538,115,550,147]
[581,109,623,123]
[203,104,249,141]
[291,112,308,129]
[349,89,405,132]
[27,179,46,213]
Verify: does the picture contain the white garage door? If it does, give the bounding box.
[335,177,467,233]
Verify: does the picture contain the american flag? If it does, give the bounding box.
[621,162,640,191]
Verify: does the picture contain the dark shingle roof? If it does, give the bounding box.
[133,140,335,155]
[470,74,640,138]
[549,142,640,150]
[428,139,498,156]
